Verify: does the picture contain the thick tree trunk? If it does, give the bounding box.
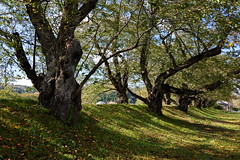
[178,94,191,112]
[39,78,81,123]
[11,0,98,125]
[147,93,164,116]
[38,39,83,124]
[116,91,128,104]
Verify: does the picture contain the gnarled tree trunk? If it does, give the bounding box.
[147,93,164,115]
[38,39,83,123]
[12,0,98,125]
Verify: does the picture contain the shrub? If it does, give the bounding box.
[0,89,20,99]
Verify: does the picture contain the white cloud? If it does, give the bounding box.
[13,78,33,87]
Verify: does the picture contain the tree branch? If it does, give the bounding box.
[127,88,148,104]
[140,31,153,93]
[12,32,43,90]
[203,68,240,91]
[165,67,240,97]
[75,25,152,95]
[25,0,56,55]
[155,44,223,87]
[163,84,201,95]
[58,0,98,40]
[78,40,141,90]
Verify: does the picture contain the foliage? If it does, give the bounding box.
[97,91,117,103]
[1,96,240,159]
[81,81,113,104]
[0,0,40,82]
[167,55,240,101]
[0,0,239,123]
[124,0,240,114]
[0,87,38,100]
[0,88,20,99]
[82,82,137,104]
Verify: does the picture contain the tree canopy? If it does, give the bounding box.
[0,0,239,124]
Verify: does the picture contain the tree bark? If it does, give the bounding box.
[101,52,129,104]
[116,91,128,104]
[11,0,98,125]
[178,94,191,112]
[147,93,164,115]
[12,32,80,123]
[101,9,129,104]
[30,38,83,124]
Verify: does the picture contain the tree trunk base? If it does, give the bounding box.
[148,94,164,116]
[117,92,129,104]
[38,78,82,125]
[178,95,191,112]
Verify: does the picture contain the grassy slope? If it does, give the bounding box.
[0,98,239,160]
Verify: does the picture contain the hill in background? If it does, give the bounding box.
[0,84,37,94]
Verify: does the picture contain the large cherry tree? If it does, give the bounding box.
[128,0,239,115]
[1,0,99,124]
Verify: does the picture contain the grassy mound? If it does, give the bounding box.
[0,98,240,159]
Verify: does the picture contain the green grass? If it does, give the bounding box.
[0,97,240,160]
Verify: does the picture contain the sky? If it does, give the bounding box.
[13,78,33,86]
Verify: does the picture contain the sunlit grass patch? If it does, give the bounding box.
[0,98,240,159]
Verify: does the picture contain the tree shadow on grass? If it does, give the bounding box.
[186,107,240,125]
[164,106,236,128]
[161,107,239,140]
[0,115,64,159]
[72,112,240,159]
[1,100,240,159]
[78,104,239,159]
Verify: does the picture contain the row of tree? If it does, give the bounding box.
[0,0,239,125]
